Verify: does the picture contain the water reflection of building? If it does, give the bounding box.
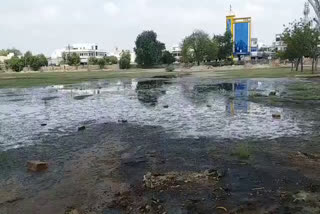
[226,80,250,115]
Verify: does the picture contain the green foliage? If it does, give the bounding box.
[214,31,233,60]
[29,54,48,71]
[161,51,176,65]
[181,30,218,65]
[0,48,22,57]
[88,57,98,65]
[165,65,175,72]
[98,58,106,69]
[5,56,25,72]
[106,56,118,65]
[67,53,81,66]
[281,19,320,72]
[119,50,131,69]
[134,30,165,67]
[232,143,251,160]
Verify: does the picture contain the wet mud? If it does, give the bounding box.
[1,77,320,213]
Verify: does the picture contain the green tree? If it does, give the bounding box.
[67,53,81,66]
[119,50,131,69]
[161,51,176,65]
[5,56,24,72]
[28,55,48,71]
[181,30,218,65]
[134,30,165,67]
[108,56,118,64]
[282,19,319,72]
[214,31,233,61]
[98,58,106,69]
[24,51,33,68]
[88,57,98,65]
[0,48,22,57]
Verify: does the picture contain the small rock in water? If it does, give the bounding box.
[163,105,169,108]
[272,114,281,119]
[207,105,212,108]
[41,124,47,127]
[78,126,86,131]
[118,119,128,123]
[269,91,277,96]
[27,161,48,172]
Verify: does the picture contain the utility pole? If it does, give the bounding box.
[308,0,320,29]
[304,2,310,24]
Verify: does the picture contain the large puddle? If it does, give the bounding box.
[0,77,317,151]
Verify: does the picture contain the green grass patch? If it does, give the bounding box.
[232,143,252,160]
[0,69,182,89]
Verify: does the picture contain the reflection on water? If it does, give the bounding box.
[0,78,316,150]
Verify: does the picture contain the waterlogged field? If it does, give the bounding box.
[0,77,316,150]
[1,75,320,214]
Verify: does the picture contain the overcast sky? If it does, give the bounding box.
[0,0,311,56]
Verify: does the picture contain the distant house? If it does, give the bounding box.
[170,45,182,62]
[0,53,14,63]
[272,34,287,52]
[50,43,108,65]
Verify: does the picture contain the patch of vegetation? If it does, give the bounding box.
[0,70,182,88]
[232,143,252,160]
[0,152,9,164]
[165,65,175,72]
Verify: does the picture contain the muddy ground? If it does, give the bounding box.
[0,122,320,214]
[1,77,320,214]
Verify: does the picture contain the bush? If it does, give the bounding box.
[104,56,118,65]
[232,144,251,160]
[162,51,176,65]
[98,58,106,69]
[166,65,175,72]
[119,51,131,69]
[5,56,24,72]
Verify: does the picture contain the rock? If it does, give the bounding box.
[78,126,86,131]
[65,208,80,214]
[163,105,169,108]
[272,114,281,119]
[269,91,277,96]
[27,161,48,172]
[41,124,47,127]
[207,105,212,108]
[118,119,128,123]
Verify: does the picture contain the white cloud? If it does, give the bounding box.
[103,1,120,16]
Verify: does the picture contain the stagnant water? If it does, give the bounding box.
[0,77,317,151]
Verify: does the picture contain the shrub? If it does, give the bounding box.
[232,143,251,160]
[98,58,106,69]
[162,51,176,65]
[119,51,131,69]
[166,65,175,72]
[5,56,24,72]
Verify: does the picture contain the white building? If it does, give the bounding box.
[170,45,182,61]
[50,43,108,65]
[273,34,287,52]
[109,47,136,64]
[0,53,14,63]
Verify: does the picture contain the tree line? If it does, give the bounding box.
[278,19,320,73]
[5,51,48,72]
[133,30,233,68]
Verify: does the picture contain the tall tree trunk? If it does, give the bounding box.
[291,61,294,71]
[316,57,319,71]
[296,58,300,71]
[301,57,304,72]
[312,57,315,73]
